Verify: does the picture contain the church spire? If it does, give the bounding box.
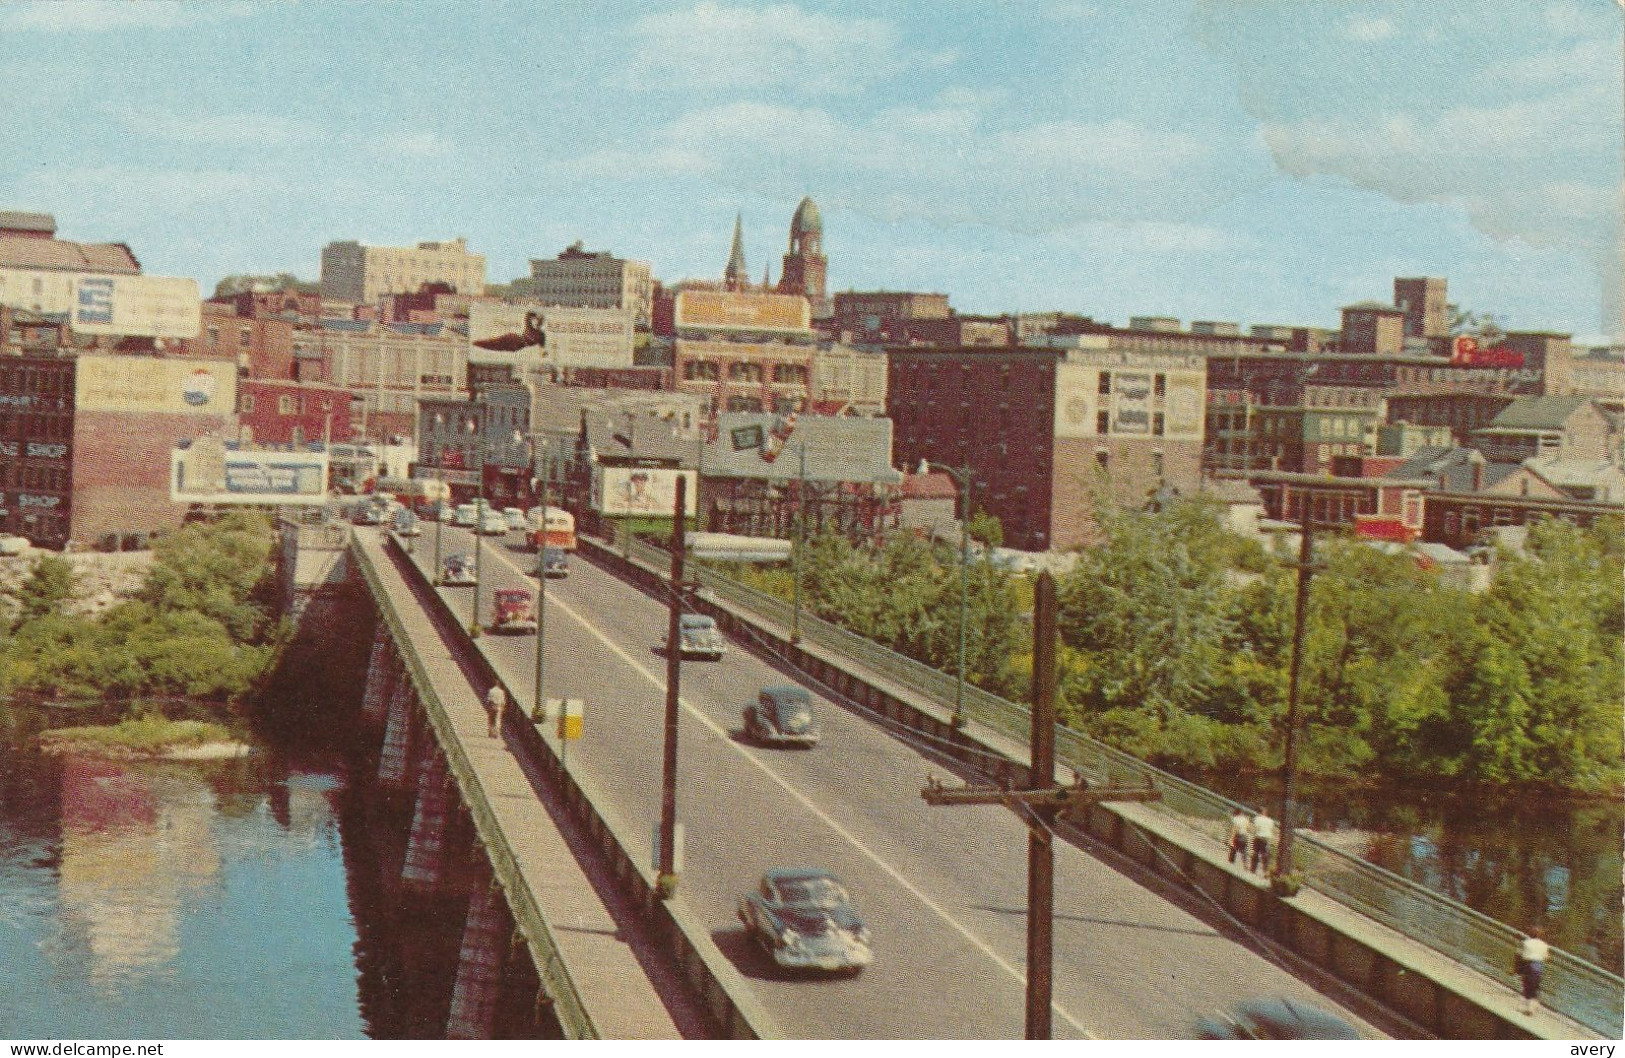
[724,212,748,291]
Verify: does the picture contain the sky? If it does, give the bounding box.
[0,0,1619,339]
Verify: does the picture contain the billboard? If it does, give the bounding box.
[1451,336,1526,369]
[674,290,811,333]
[1112,372,1152,435]
[0,269,200,339]
[468,302,633,368]
[592,467,697,517]
[171,440,329,505]
[76,355,236,416]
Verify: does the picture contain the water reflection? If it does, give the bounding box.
[0,707,468,1040]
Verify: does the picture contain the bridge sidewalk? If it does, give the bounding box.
[360,532,702,1040]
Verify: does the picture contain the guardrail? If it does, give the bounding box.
[619,534,1623,1039]
[350,538,601,1040]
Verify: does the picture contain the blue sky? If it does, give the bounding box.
[1,0,1618,338]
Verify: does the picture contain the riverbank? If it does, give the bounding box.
[37,715,251,760]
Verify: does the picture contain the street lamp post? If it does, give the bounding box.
[790,442,807,645]
[1278,489,1318,877]
[926,461,973,730]
[656,474,689,898]
[432,412,446,583]
[468,419,485,640]
[532,440,550,723]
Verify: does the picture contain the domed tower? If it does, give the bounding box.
[777,196,827,307]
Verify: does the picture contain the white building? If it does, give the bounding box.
[320,237,486,304]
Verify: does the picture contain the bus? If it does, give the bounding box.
[526,506,577,552]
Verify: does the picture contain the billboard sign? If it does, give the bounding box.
[674,290,811,333]
[0,269,201,339]
[1113,372,1151,434]
[171,440,329,505]
[592,466,697,517]
[468,302,633,368]
[1451,336,1525,368]
[76,355,236,416]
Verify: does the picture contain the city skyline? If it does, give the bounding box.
[0,0,1619,339]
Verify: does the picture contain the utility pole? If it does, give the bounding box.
[922,571,1160,1038]
[657,474,688,898]
[532,444,549,724]
[791,442,806,645]
[1278,492,1317,877]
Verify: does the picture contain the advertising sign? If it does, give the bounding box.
[674,290,811,333]
[171,440,329,505]
[0,270,201,339]
[1052,363,1096,438]
[1113,372,1152,434]
[76,355,236,416]
[1166,378,1204,436]
[1450,335,1525,369]
[592,466,698,517]
[468,302,633,368]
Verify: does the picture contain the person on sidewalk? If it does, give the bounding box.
[1249,810,1278,875]
[1227,808,1252,866]
[485,683,507,738]
[1517,927,1550,1016]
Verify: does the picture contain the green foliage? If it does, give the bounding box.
[213,272,317,297]
[0,511,284,707]
[13,555,76,625]
[967,509,1003,548]
[40,714,234,754]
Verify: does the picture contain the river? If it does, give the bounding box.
[0,701,484,1040]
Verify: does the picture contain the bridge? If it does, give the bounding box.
[296,517,1620,1040]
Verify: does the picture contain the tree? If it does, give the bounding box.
[1447,304,1506,345]
[967,508,1004,549]
[13,555,76,626]
[213,273,318,298]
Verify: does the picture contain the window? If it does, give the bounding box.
[683,360,719,381]
[1154,374,1166,397]
[279,395,297,415]
[728,362,763,383]
[241,393,255,413]
[1095,450,1109,471]
[207,326,220,347]
[1096,410,1110,435]
[239,327,253,348]
[1097,372,1111,395]
[772,363,807,385]
[726,396,762,413]
[1152,452,1164,478]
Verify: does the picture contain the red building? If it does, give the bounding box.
[237,380,354,446]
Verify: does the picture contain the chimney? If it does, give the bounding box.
[1471,456,1484,492]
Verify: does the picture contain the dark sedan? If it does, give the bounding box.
[541,547,569,578]
[743,685,820,747]
[737,869,872,973]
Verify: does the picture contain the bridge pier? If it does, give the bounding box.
[378,676,418,788]
[446,867,515,1040]
[404,743,452,891]
[361,628,391,721]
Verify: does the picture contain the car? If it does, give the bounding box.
[440,552,477,586]
[1196,998,1361,1040]
[478,509,509,535]
[502,507,527,532]
[490,588,537,633]
[438,503,457,523]
[737,869,872,973]
[453,503,480,527]
[540,547,569,578]
[393,509,422,536]
[353,505,383,526]
[678,613,726,660]
[743,685,820,747]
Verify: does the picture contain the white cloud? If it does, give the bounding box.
[552,99,1258,234]
[106,106,320,147]
[625,2,939,95]
[1341,16,1396,42]
[2,0,268,32]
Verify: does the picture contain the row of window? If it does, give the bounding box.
[0,366,73,396]
[0,413,72,440]
[681,361,810,384]
[5,464,69,490]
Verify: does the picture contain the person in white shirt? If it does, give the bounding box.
[1227,809,1252,866]
[1517,927,1550,1015]
[485,684,507,738]
[1249,811,1278,875]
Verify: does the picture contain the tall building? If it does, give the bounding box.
[1340,302,1407,354]
[320,237,485,305]
[723,213,749,293]
[777,197,828,311]
[520,242,653,327]
[672,289,815,417]
[1394,277,1448,340]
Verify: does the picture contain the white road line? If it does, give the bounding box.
[466,536,1096,1039]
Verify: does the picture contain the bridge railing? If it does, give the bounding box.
[351,536,600,1040]
[622,534,1623,1038]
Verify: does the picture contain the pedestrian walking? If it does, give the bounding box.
[1249,810,1277,874]
[485,683,507,738]
[1227,808,1252,866]
[1516,927,1550,1016]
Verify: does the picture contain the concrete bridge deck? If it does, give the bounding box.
[354,528,705,1039]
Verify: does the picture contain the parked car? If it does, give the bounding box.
[453,503,480,527]
[393,509,421,536]
[737,869,872,973]
[743,685,820,747]
[1196,998,1360,1040]
[478,508,509,535]
[678,613,726,660]
[540,547,569,578]
[440,552,476,586]
[502,507,527,532]
[490,588,537,633]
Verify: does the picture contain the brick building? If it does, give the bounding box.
[672,290,815,417]
[237,379,354,447]
[886,344,1206,550]
[519,242,653,328]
